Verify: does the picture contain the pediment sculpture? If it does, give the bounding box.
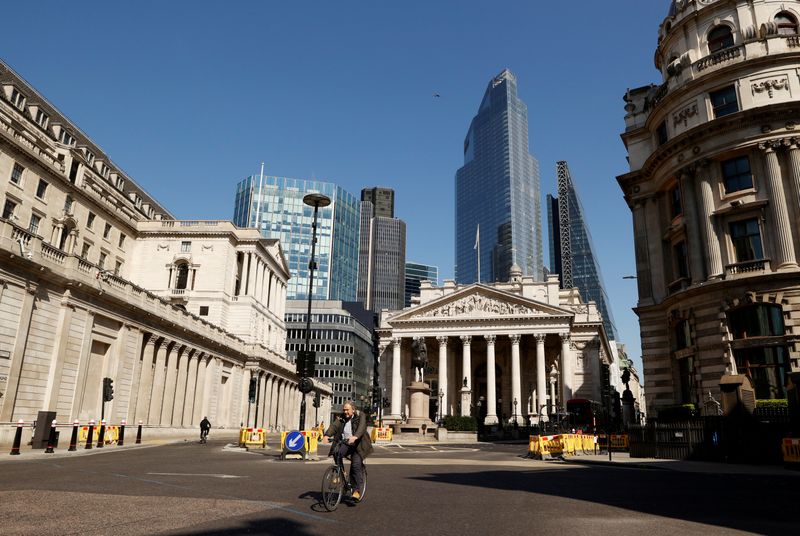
[420,294,538,318]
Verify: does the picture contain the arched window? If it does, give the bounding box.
[175,263,189,290]
[775,12,799,35]
[58,222,74,251]
[708,25,734,53]
[728,304,790,399]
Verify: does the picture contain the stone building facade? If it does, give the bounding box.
[618,0,800,415]
[378,268,615,425]
[0,60,328,444]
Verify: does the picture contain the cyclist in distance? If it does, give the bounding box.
[323,400,373,500]
[199,416,211,443]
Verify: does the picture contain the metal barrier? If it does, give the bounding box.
[280,430,320,460]
[79,425,119,445]
[783,438,800,464]
[239,427,266,448]
[370,426,393,443]
[529,433,606,460]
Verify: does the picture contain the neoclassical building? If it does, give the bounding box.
[0,60,329,444]
[618,0,800,415]
[378,268,614,425]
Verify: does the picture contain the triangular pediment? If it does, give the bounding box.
[387,284,574,323]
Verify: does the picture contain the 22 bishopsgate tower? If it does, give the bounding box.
[455,69,543,284]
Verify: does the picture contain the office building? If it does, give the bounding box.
[233,175,360,301]
[405,262,439,308]
[455,69,543,284]
[361,187,394,218]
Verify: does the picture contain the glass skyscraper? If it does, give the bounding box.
[233,174,360,301]
[548,161,618,340]
[405,262,439,308]
[455,69,543,284]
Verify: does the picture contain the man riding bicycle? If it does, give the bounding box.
[199,416,211,443]
[323,400,373,500]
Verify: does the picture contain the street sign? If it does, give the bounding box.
[285,431,305,452]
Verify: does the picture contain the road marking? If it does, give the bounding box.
[365,457,567,468]
[147,472,248,479]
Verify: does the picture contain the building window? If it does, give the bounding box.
[87,212,96,229]
[729,218,763,262]
[36,179,48,199]
[98,252,107,269]
[673,241,689,279]
[721,156,753,193]
[10,163,24,185]
[118,233,126,248]
[656,121,668,146]
[64,195,74,214]
[103,223,112,239]
[81,242,91,259]
[35,109,49,129]
[181,241,191,253]
[710,86,739,118]
[114,260,123,276]
[175,263,189,290]
[728,304,789,399]
[776,12,799,35]
[59,129,75,146]
[28,214,41,235]
[677,356,695,404]
[2,198,17,220]
[199,306,209,316]
[670,185,682,219]
[708,25,734,53]
[10,88,26,110]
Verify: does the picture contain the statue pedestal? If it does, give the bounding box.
[407,381,432,425]
[460,388,472,417]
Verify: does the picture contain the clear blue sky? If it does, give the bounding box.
[2,1,670,374]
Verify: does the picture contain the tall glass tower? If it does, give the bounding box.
[233,174,360,301]
[405,262,439,307]
[455,69,543,284]
[548,161,618,340]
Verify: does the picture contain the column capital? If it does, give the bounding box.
[436,336,448,346]
[758,140,782,153]
[534,333,546,343]
[509,334,521,344]
[460,335,472,346]
[391,336,402,346]
[484,334,496,344]
[559,332,571,343]
[783,137,800,150]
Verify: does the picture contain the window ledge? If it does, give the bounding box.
[724,258,771,277]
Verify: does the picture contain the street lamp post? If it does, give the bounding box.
[438,389,444,425]
[298,192,331,431]
[513,398,518,429]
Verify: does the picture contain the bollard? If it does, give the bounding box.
[45,419,58,453]
[97,419,106,449]
[85,419,95,450]
[68,420,79,451]
[9,419,24,455]
[118,420,126,446]
[135,420,143,444]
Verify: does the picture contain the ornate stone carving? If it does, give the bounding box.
[673,102,698,128]
[509,334,521,344]
[484,334,496,344]
[751,78,789,98]
[420,294,538,318]
[460,335,472,346]
[534,333,546,343]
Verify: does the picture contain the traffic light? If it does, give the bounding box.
[296,350,316,378]
[248,377,257,403]
[313,391,321,408]
[102,377,114,402]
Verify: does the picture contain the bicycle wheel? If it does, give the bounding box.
[321,466,343,511]
[359,466,367,502]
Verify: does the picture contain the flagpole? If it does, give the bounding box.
[475,224,481,283]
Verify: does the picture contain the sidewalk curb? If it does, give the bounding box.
[559,457,672,472]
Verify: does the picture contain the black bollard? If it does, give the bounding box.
[135,420,142,444]
[45,420,57,454]
[96,420,106,449]
[118,420,126,447]
[85,420,95,450]
[9,419,24,455]
[68,420,79,451]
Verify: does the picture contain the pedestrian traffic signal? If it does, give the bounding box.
[296,350,316,378]
[313,391,321,408]
[248,376,257,403]
[102,377,114,402]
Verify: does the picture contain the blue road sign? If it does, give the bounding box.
[285,431,305,452]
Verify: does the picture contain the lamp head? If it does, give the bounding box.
[302,193,332,208]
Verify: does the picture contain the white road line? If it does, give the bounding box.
[147,472,248,479]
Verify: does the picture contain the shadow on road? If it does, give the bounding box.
[168,516,316,535]
[410,466,795,533]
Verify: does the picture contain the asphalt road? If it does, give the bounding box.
[0,439,796,535]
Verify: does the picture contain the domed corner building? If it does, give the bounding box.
[618,0,800,417]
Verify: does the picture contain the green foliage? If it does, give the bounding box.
[756,399,788,408]
[657,404,697,422]
[442,415,478,432]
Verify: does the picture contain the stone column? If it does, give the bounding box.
[182,351,199,426]
[787,139,800,217]
[171,348,190,426]
[0,285,37,421]
[535,334,547,419]
[148,340,170,424]
[460,336,472,417]
[390,337,402,419]
[760,142,798,268]
[510,334,522,425]
[134,337,158,424]
[679,169,705,282]
[268,376,278,430]
[437,336,448,418]
[484,335,498,425]
[560,334,573,405]
[192,355,209,425]
[160,344,180,425]
[696,162,723,278]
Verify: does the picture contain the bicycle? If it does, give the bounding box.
[321,438,368,511]
[200,429,209,444]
